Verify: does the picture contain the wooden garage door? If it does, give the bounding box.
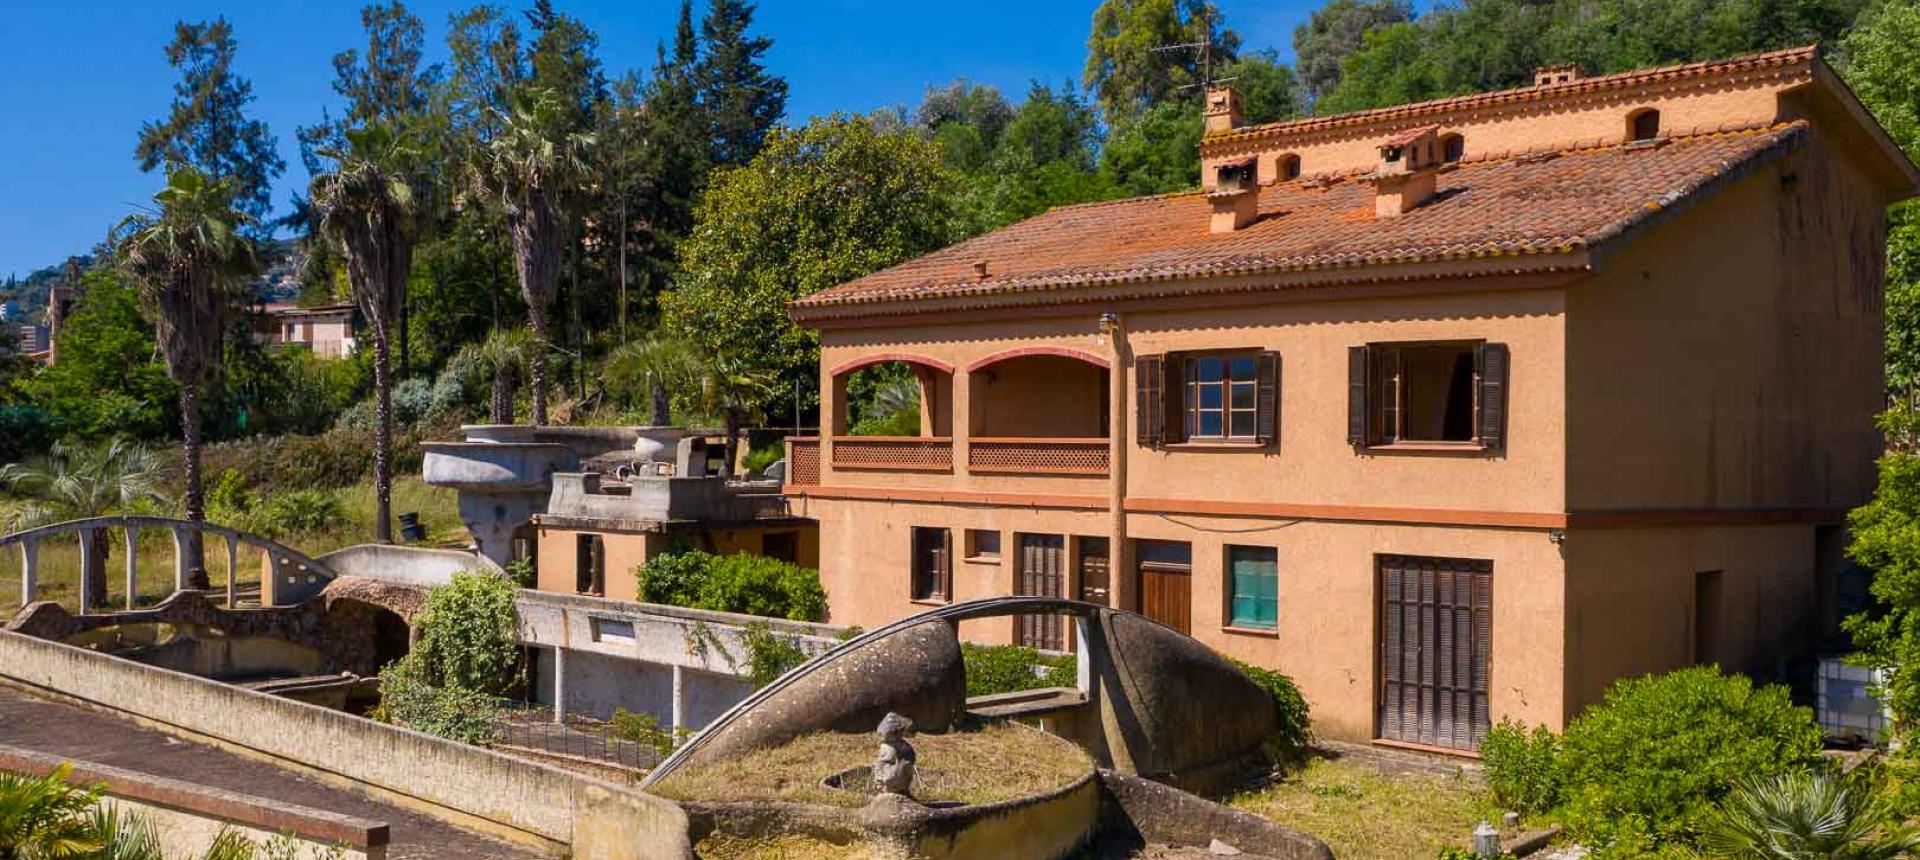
[1017,534,1067,651]
[1378,555,1492,751]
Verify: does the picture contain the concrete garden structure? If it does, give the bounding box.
[784,47,1920,752]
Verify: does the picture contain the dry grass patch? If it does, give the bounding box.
[655,721,1091,808]
[1230,754,1498,860]
[693,832,871,860]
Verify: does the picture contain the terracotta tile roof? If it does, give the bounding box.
[1203,46,1817,149]
[793,123,1807,315]
[1381,125,1440,148]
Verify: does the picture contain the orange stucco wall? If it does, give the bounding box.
[799,494,1568,740]
[535,524,820,604]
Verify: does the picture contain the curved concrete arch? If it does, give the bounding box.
[963,346,1111,373]
[826,353,956,379]
[644,596,1279,793]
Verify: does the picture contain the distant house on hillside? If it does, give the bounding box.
[783,47,1919,753]
[254,302,358,359]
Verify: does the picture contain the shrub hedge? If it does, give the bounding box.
[960,643,1076,697]
[199,427,430,494]
[1230,659,1313,759]
[635,550,828,622]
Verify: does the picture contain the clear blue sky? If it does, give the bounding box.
[0,0,1321,279]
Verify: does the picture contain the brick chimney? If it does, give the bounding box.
[1534,63,1581,87]
[1373,126,1442,218]
[1209,157,1259,233]
[1204,85,1243,135]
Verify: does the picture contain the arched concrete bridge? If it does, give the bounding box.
[1,516,338,612]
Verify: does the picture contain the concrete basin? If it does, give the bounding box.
[421,442,577,492]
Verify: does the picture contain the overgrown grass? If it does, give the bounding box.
[0,476,462,618]
[694,833,869,860]
[1231,755,1498,860]
[653,722,1091,809]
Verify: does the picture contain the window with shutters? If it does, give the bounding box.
[1226,545,1279,630]
[911,527,952,602]
[1348,341,1508,450]
[1137,351,1280,447]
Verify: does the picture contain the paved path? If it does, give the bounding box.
[0,685,547,860]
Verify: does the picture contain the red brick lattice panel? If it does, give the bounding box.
[969,439,1110,475]
[788,438,820,485]
[831,438,954,471]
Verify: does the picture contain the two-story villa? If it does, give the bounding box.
[782,47,1919,753]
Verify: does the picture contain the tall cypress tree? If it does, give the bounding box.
[697,0,788,168]
[134,17,286,227]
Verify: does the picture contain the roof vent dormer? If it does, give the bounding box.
[1204,85,1243,135]
[1209,157,1259,233]
[1374,126,1441,218]
[1535,64,1582,87]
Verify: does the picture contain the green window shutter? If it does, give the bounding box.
[1229,547,1279,629]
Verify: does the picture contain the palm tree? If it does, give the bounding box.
[0,763,103,859]
[310,123,430,544]
[603,333,699,427]
[691,353,777,479]
[0,440,169,608]
[455,327,535,424]
[110,164,256,585]
[1705,771,1920,859]
[472,88,594,427]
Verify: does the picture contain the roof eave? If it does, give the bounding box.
[788,252,1595,327]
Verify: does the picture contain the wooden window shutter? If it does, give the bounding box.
[1135,355,1163,447]
[938,528,953,600]
[1477,342,1509,452]
[1163,354,1187,445]
[1256,351,1280,446]
[1346,346,1370,446]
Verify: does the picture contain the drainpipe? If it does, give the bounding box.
[1105,312,1133,613]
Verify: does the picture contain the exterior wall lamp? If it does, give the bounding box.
[1094,311,1120,347]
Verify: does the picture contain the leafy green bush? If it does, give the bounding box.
[635,550,828,621]
[246,489,347,538]
[609,707,677,757]
[960,643,1076,697]
[503,556,537,589]
[738,622,812,686]
[742,444,784,475]
[412,572,522,695]
[375,654,499,745]
[1230,659,1313,758]
[1481,718,1563,815]
[1558,666,1823,850]
[200,428,427,494]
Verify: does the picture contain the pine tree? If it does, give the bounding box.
[697,0,788,168]
[296,2,443,172]
[134,18,285,227]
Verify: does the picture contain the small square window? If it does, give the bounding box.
[1227,546,1278,630]
[967,529,1001,560]
[1185,354,1261,441]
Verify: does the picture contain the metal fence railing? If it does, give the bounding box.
[489,700,666,774]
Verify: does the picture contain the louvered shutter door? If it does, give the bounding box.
[1256,351,1280,446]
[1136,355,1163,447]
[1471,562,1493,748]
[1163,354,1186,444]
[1379,555,1493,750]
[1347,347,1369,446]
[1478,342,1509,452]
[938,528,953,600]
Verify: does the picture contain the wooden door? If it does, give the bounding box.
[1017,534,1066,651]
[1077,537,1110,606]
[1139,568,1192,636]
[1378,555,1491,751]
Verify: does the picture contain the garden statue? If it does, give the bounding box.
[872,712,916,796]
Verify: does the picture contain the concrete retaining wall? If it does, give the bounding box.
[0,744,388,860]
[0,630,691,859]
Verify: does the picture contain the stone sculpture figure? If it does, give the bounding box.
[872,711,917,796]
